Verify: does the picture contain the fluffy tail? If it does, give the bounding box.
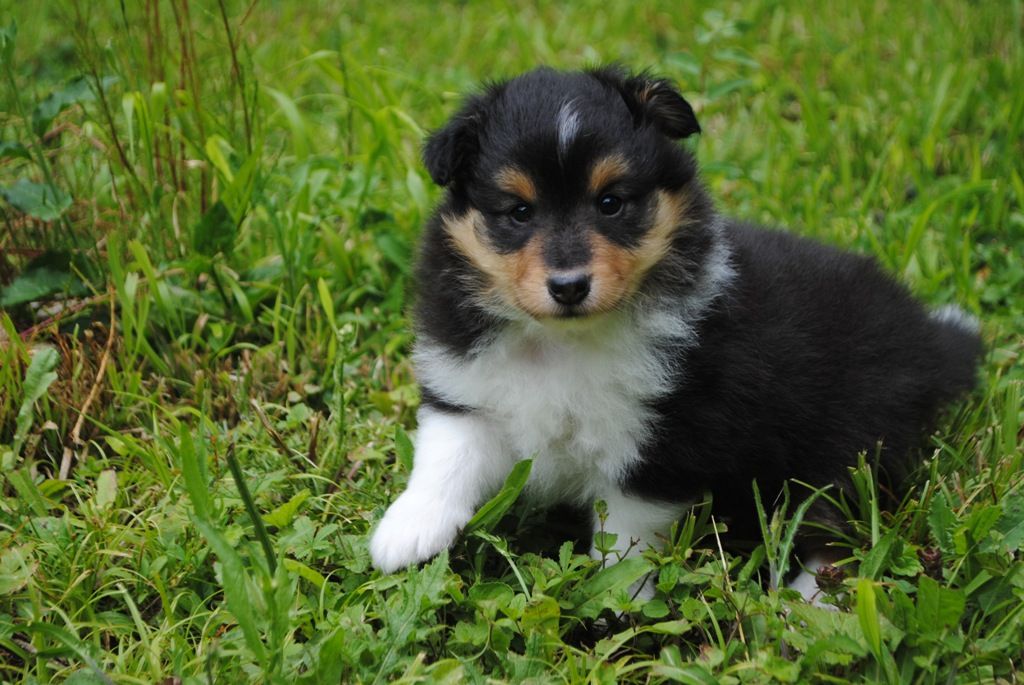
[929,303,984,399]
[930,304,981,335]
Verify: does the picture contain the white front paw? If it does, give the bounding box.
[370,490,470,573]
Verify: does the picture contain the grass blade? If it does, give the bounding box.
[463,459,532,535]
[192,516,268,662]
[177,423,210,521]
[225,443,277,575]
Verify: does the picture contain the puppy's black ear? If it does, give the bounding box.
[423,93,490,187]
[628,76,701,139]
[590,66,701,139]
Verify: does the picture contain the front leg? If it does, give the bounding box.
[591,486,689,598]
[370,408,512,572]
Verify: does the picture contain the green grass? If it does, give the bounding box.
[1,0,1022,682]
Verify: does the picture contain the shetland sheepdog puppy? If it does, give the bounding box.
[369,66,982,601]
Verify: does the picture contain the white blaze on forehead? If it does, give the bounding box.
[556,100,581,160]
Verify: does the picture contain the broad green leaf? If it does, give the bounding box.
[521,594,560,637]
[374,231,412,275]
[0,250,87,307]
[646,619,691,635]
[7,469,49,516]
[316,277,336,330]
[573,556,652,618]
[221,266,254,322]
[929,490,956,554]
[579,556,652,598]
[13,345,58,456]
[468,581,514,618]
[425,659,465,684]
[453,618,490,647]
[221,143,260,221]
[651,662,718,685]
[591,531,619,556]
[966,504,1002,542]
[859,529,896,580]
[205,135,235,182]
[269,559,296,648]
[0,21,15,64]
[0,264,76,306]
[0,179,71,221]
[856,578,882,656]
[642,598,670,619]
[558,540,574,569]
[761,654,801,683]
[992,491,1024,553]
[282,558,327,590]
[265,86,310,158]
[657,562,681,593]
[33,77,90,136]
[405,167,428,212]
[0,140,29,159]
[300,628,345,684]
[889,539,924,577]
[192,516,268,660]
[31,75,116,136]
[394,425,414,472]
[464,459,532,534]
[263,489,310,528]
[962,569,993,597]
[0,545,37,595]
[177,424,210,521]
[916,575,965,632]
[787,603,869,651]
[379,550,450,660]
[94,469,117,511]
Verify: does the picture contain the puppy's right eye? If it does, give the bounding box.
[598,194,623,216]
[509,203,534,224]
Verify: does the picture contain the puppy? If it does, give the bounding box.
[369,66,983,599]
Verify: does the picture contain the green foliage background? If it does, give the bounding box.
[0,1,1022,682]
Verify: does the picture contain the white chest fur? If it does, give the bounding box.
[414,308,688,504]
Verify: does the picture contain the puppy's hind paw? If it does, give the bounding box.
[788,568,841,611]
[369,491,469,573]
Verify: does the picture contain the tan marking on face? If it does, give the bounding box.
[443,188,692,319]
[443,209,504,282]
[588,154,631,195]
[632,188,691,275]
[441,210,555,318]
[507,237,552,316]
[494,166,537,202]
[588,236,633,313]
[587,189,692,313]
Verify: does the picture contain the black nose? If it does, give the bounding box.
[547,273,591,306]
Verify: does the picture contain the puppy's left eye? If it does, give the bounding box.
[510,203,534,223]
[598,194,623,216]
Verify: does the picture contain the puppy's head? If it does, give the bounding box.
[425,66,703,320]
